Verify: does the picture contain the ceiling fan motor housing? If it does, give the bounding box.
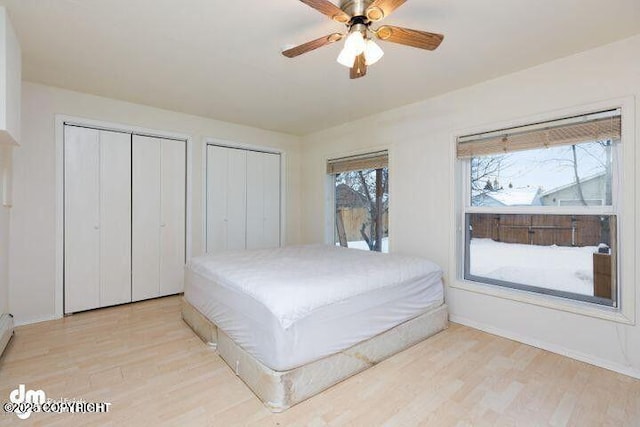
[340,0,374,21]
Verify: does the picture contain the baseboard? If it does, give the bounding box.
[14,314,60,327]
[450,314,640,380]
[0,313,14,357]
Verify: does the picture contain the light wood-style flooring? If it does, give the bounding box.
[0,296,639,426]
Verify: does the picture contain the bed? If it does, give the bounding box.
[182,244,448,411]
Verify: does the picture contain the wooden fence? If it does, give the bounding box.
[469,214,614,247]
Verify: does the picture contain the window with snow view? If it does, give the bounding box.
[327,151,389,253]
[457,109,621,306]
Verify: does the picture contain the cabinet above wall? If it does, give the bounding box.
[0,7,21,146]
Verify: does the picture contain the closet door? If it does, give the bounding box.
[246,151,281,249]
[132,135,161,301]
[64,126,101,313]
[206,145,228,253]
[159,139,186,296]
[132,135,186,301]
[64,126,131,313]
[98,131,132,306]
[226,148,247,250]
[206,145,246,253]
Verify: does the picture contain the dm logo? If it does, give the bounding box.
[9,384,46,420]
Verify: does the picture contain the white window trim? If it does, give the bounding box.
[324,146,391,251]
[450,97,636,325]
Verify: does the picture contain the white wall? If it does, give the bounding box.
[301,35,640,377]
[0,6,21,145]
[10,82,302,325]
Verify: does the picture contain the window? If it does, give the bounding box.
[458,109,621,306]
[327,151,389,252]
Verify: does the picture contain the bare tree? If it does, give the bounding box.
[560,141,612,206]
[336,168,388,251]
[571,144,588,206]
[470,155,507,205]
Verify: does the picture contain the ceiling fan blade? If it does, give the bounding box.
[365,0,407,21]
[350,54,367,79]
[282,33,344,58]
[375,25,444,50]
[298,0,351,23]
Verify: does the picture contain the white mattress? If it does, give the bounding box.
[185,245,443,371]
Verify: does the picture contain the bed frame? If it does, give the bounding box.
[182,298,448,412]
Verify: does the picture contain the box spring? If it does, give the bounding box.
[182,298,448,412]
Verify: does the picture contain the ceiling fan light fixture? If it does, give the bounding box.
[364,39,384,65]
[337,46,357,68]
[343,30,366,56]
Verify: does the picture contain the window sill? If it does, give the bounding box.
[450,278,634,325]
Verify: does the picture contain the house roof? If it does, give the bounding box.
[475,188,541,206]
[541,171,606,197]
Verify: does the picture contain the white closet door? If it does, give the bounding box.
[64,126,101,313]
[246,151,281,249]
[159,139,186,296]
[206,145,246,252]
[64,126,131,313]
[262,153,281,248]
[99,131,132,307]
[226,148,247,250]
[132,135,161,301]
[206,145,229,253]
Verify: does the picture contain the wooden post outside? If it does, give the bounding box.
[336,208,348,247]
[593,253,612,299]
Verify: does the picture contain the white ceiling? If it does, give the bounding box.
[1,0,639,135]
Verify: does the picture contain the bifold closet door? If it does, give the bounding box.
[206,145,246,253]
[132,135,186,301]
[159,139,186,296]
[64,126,131,313]
[246,151,281,249]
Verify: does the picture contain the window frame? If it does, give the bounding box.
[451,98,636,325]
[463,213,618,307]
[324,147,391,252]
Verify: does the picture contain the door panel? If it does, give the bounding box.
[159,139,186,296]
[207,146,281,252]
[64,126,101,313]
[246,151,281,249]
[226,148,247,250]
[263,153,281,248]
[206,146,229,253]
[246,151,264,249]
[132,135,161,301]
[99,131,132,307]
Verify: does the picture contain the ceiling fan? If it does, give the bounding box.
[282,0,444,79]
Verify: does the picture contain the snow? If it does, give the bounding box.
[336,237,390,253]
[470,238,597,296]
[483,188,541,206]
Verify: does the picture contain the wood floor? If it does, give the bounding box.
[0,296,638,427]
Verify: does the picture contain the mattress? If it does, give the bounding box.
[185,245,443,371]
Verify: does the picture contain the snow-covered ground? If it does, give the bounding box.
[470,238,597,296]
[337,237,390,253]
